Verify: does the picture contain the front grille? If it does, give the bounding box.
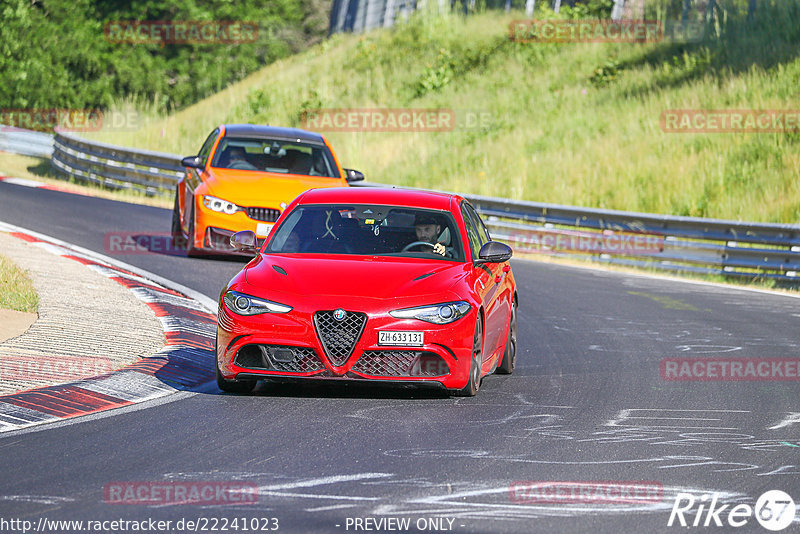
[234,344,323,373]
[352,351,449,377]
[246,207,281,222]
[313,310,367,366]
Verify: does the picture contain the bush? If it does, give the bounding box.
[0,0,329,115]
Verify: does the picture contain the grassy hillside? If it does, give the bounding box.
[87,1,800,223]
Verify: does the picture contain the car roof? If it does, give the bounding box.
[297,187,461,211]
[221,124,326,144]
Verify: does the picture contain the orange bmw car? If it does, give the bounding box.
[172,124,364,255]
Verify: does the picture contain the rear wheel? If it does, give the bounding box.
[454,315,482,397]
[170,187,185,250]
[496,299,517,375]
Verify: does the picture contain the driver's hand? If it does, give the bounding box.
[433,243,445,256]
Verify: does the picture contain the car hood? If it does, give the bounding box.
[243,254,469,301]
[206,168,344,207]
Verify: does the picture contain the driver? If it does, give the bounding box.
[413,213,447,256]
[227,147,257,170]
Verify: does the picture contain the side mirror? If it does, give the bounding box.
[181,155,204,169]
[230,230,258,253]
[477,241,512,264]
[344,168,364,183]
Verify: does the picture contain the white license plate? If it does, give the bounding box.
[378,331,424,347]
[256,223,274,237]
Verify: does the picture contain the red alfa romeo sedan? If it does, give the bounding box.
[215,187,518,396]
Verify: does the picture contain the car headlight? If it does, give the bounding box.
[203,195,242,215]
[223,290,292,315]
[390,301,471,324]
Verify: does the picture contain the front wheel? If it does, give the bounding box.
[453,315,482,397]
[183,195,202,257]
[215,340,256,394]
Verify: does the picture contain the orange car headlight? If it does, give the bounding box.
[203,195,242,215]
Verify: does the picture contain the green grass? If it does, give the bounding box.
[85,1,800,224]
[0,254,38,313]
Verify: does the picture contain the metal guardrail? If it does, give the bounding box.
[0,127,54,158]
[52,130,184,195]
[468,195,800,283]
[4,128,800,283]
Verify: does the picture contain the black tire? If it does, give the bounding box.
[215,340,256,394]
[170,187,185,250]
[184,195,202,257]
[453,315,483,397]
[496,298,517,375]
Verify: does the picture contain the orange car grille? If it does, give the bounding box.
[245,207,281,222]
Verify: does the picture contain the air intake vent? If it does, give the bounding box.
[234,344,323,373]
[353,351,449,377]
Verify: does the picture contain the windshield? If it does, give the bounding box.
[267,204,465,262]
[211,136,340,177]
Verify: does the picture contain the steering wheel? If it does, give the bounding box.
[402,241,437,253]
[228,160,256,170]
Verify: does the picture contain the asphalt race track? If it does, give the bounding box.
[1,181,799,533]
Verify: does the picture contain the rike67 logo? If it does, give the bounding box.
[668,490,796,531]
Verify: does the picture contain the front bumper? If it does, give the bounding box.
[216,299,477,391]
[203,227,265,253]
[194,204,276,252]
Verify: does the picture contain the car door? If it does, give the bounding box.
[466,202,513,363]
[461,202,505,370]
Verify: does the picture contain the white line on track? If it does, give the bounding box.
[0,390,199,438]
[0,220,218,314]
[257,473,393,492]
[305,504,361,512]
[0,220,220,436]
[0,177,48,187]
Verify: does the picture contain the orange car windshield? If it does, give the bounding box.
[211,137,340,178]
